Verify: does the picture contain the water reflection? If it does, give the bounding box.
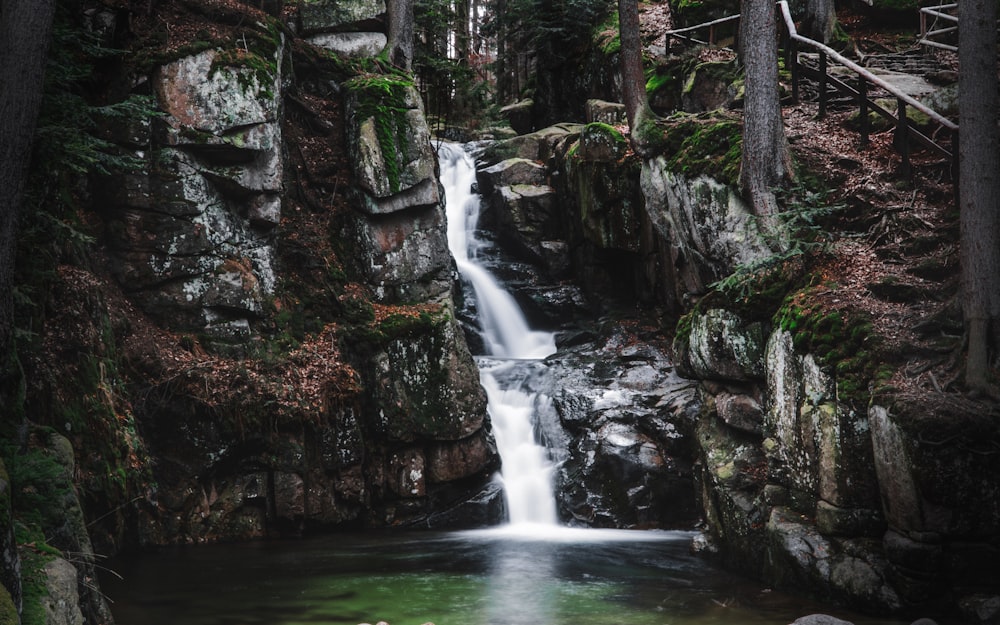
[103,531,902,625]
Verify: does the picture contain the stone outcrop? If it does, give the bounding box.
[24,0,499,564]
[477,121,999,618]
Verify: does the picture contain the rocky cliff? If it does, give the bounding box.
[475,107,999,620]
[5,2,503,622]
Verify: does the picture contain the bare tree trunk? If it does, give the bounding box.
[959,0,1000,393]
[386,0,415,70]
[802,0,836,44]
[0,0,57,368]
[738,0,791,231]
[455,0,470,64]
[618,0,654,154]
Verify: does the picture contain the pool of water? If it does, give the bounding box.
[101,528,901,625]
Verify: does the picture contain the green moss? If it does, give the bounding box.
[345,75,416,194]
[772,287,884,407]
[0,583,16,625]
[14,523,59,625]
[645,71,676,95]
[210,46,278,100]
[674,311,695,344]
[648,112,741,186]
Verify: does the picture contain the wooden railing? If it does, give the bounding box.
[664,3,959,177]
[664,14,740,51]
[778,0,957,177]
[918,3,958,52]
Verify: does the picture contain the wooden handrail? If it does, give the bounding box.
[777,0,957,132]
[664,14,740,49]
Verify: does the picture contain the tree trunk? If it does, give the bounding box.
[455,0,470,64]
[618,0,654,154]
[0,0,57,369]
[958,0,1000,393]
[386,0,415,70]
[801,0,836,44]
[738,0,791,229]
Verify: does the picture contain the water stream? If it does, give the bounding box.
[437,141,558,527]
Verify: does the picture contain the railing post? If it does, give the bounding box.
[858,76,869,146]
[818,51,828,119]
[896,97,912,177]
[791,39,799,103]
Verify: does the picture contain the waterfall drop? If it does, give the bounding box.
[438,141,559,527]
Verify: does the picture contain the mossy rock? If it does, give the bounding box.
[772,286,887,407]
[642,111,741,186]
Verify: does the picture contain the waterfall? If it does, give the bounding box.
[438,141,559,527]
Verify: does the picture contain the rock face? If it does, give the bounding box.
[30,3,500,559]
[545,323,701,528]
[478,123,1000,618]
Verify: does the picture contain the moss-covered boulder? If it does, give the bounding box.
[683,308,767,382]
[345,77,440,214]
[765,329,882,514]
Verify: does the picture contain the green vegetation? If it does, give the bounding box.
[772,287,885,406]
[710,181,843,306]
[344,75,417,194]
[646,112,742,185]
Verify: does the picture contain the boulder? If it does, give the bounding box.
[765,330,880,512]
[42,558,84,625]
[299,0,386,33]
[500,99,534,135]
[346,81,438,211]
[686,308,767,382]
[370,317,488,442]
[307,32,387,58]
[641,161,772,297]
[349,203,453,303]
[585,99,627,126]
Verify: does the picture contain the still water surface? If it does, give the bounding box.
[103,529,900,625]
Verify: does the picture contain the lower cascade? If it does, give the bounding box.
[438,141,559,527]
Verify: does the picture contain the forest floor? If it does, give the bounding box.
[776,13,980,411]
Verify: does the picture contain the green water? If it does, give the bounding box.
[102,528,902,625]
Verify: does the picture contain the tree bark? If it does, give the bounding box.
[0,0,58,369]
[618,0,654,154]
[958,0,1000,393]
[386,0,415,70]
[801,0,836,44]
[738,0,791,230]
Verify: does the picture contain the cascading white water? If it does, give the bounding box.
[438,141,559,526]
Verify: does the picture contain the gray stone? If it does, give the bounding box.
[715,390,763,434]
[348,91,437,208]
[156,47,281,136]
[299,0,386,33]
[641,160,772,296]
[477,158,548,195]
[687,308,766,381]
[500,99,534,135]
[42,558,84,625]
[585,99,627,125]
[576,123,628,162]
[791,615,855,625]
[352,203,452,303]
[307,32,386,58]
[870,405,924,532]
[765,330,879,511]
